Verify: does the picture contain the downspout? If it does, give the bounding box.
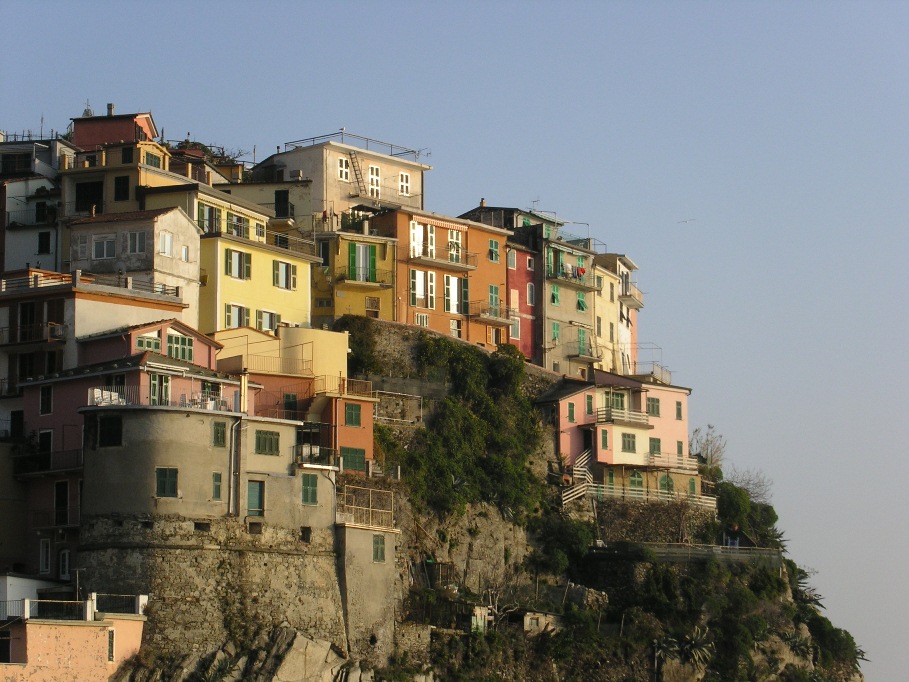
[227,416,241,516]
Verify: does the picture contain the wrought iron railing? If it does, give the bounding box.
[336,266,393,285]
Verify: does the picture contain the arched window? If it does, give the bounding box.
[659,474,674,493]
[629,471,643,488]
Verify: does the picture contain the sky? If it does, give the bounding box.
[3,1,905,677]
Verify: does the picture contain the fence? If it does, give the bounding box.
[336,485,395,530]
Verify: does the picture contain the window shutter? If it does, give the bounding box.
[290,265,297,290]
[427,225,435,257]
[369,245,376,282]
[410,270,417,306]
[224,249,231,275]
[461,278,469,314]
[214,208,221,231]
[275,313,281,327]
[273,260,279,286]
[256,310,263,330]
[225,304,232,328]
[427,272,435,309]
[444,275,451,312]
[243,253,251,279]
[348,242,356,278]
[197,204,204,225]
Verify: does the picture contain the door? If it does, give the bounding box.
[55,480,69,525]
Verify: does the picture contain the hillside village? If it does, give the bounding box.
[0,105,862,681]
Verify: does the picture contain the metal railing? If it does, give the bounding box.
[294,444,340,468]
[0,599,25,620]
[619,282,644,307]
[29,600,85,620]
[467,300,510,321]
[14,449,83,475]
[313,375,372,397]
[336,485,395,529]
[0,271,73,291]
[94,594,139,614]
[336,266,393,286]
[6,207,57,225]
[604,542,782,567]
[629,361,671,384]
[646,451,697,471]
[566,342,602,359]
[408,243,478,268]
[0,322,64,345]
[87,273,180,297]
[546,267,598,289]
[595,407,649,425]
[284,131,424,162]
[31,504,81,529]
[587,483,716,510]
[219,354,314,377]
[86,385,236,412]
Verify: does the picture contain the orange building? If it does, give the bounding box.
[369,209,511,350]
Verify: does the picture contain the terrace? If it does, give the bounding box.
[86,385,237,412]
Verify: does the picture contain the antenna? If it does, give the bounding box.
[82,99,93,117]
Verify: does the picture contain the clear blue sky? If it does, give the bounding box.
[4,1,905,677]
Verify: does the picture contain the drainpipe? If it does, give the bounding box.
[228,416,241,517]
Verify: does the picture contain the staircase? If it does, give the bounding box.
[561,449,593,505]
[348,151,367,197]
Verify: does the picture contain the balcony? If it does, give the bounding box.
[647,451,698,471]
[408,244,478,272]
[86,385,236,412]
[313,375,372,398]
[566,341,603,362]
[0,322,64,346]
[628,361,671,385]
[546,266,599,291]
[467,300,510,326]
[619,282,644,309]
[336,485,396,530]
[262,202,295,219]
[5,206,58,226]
[336,266,393,287]
[595,406,650,426]
[31,504,81,529]
[293,444,340,469]
[220,353,314,377]
[14,449,83,476]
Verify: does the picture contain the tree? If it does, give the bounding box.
[725,465,774,505]
[690,424,726,481]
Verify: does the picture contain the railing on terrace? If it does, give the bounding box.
[86,273,180,297]
[336,485,396,529]
[86,385,236,412]
[646,451,698,471]
[336,266,393,286]
[313,375,372,397]
[30,504,81,529]
[597,542,783,567]
[29,600,85,620]
[587,483,716,510]
[294,444,340,468]
[467,300,510,321]
[284,131,424,162]
[408,244,478,268]
[629,361,671,384]
[94,593,141,614]
[14,448,83,475]
[546,267,598,289]
[6,207,58,225]
[548,230,607,254]
[566,342,603,359]
[0,599,25,620]
[0,322,64,345]
[220,353,314,377]
[0,271,73,292]
[595,406,649,426]
[619,282,644,307]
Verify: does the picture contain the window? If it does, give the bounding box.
[443,274,468,313]
[409,269,435,308]
[150,374,170,406]
[630,471,643,489]
[225,304,249,329]
[368,165,380,198]
[488,284,499,309]
[128,231,146,254]
[339,157,350,181]
[611,392,625,410]
[255,430,280,455]
[108,630,115,662]
[225,249,251,279]
[551,284,560,305]
[415,312,429,327]
[567,402,575,422]
[269,260,297,290]
[39,538,50,573]
[448,229,462,263]
[345,403,362,427]
[373,534,386,562]
[577,291,588,311]
[677,441,684,457]
[255,222,265,238]
[98,416,122,447]
[114,175,130,201]
[551,322,560,342]
[621,433,636,453]
[256,310,281,332]
[59,549,70,580]
[248,480,264,516]
[601,430,608,450]
[341,446,367,471]
[596,275,603,294]
[596,316,602,337]
[301,473,318,506]
[144,152,162,168]
[212,422,226,448]
[646,397,660,417]
[158,231,173,256]
[39,385,52,415]
[156,467,178,497]
[510,315,520,339]
[450,319,462,338]
[676,401,683,420]
[649,438,661,455]
[212,472,222,501]
[689,478,697,496]
[399,172,410,195]
[660,474,675,493]
[586,394,593,415]
[609,322,615,342]
[488,239,500,262]
[121,146,134,164]
[347,243,377,282]
[527,282,535,306]
[527,257,535,270]
[93,235,116,260]
[226,213,249,238]
[315,298,332,308]
[167,334,193,361]
[609,282,615,301]
[37,231,51,254]
[181,245,190,262]
[197,204,222,232]
[136,334,160,351]
[607,469,615,488]
[507,249,516,269]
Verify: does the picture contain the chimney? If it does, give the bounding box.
[107,103,115,117]
[480,197,486,208]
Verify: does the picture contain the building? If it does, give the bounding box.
[593,254,643,375]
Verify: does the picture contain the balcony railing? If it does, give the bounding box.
[336,485,396,530]
[313,375,372,397]
[619,282,644,309]
[408,244,478,270]
[219,354,314,377]
[336,266,393,286]
[86,385,236,412]
[566,342,603,360]
[6,207,58,226]
[14,449,83,476]
[0,599,25,620]
[293,444,340,468]
[546,266,598,290]
[646,451,698,471]
[629,361,671,385]
[29,600,86,620]
[587,483,716,510]
[31,504,81,529]
[0,322,64,345]
[467,300,510,323]
[595,406,649,426]
[87,273,180,297]
[262,202,296,219]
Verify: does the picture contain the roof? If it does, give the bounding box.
[534,377,595,404]
[459,204,565,227]
[136,183,275,218]
[68,207,178,226]
[75,318,222,348]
